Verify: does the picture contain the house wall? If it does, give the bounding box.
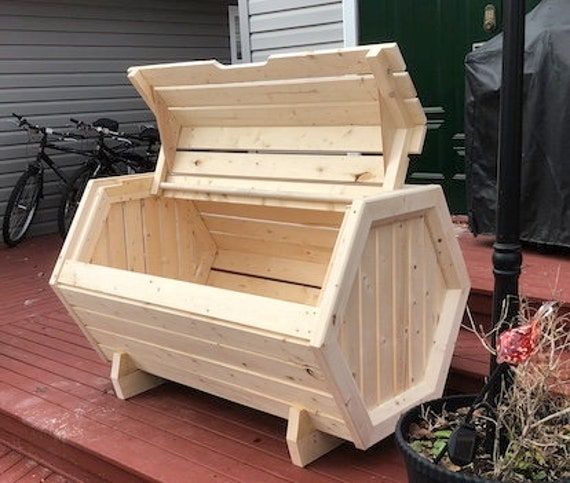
[241,0,347,62]
[0,0,235,239]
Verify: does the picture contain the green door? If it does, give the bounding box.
[360,0,541,213]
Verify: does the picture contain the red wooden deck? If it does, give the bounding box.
[0,230,566,481]
[0,441,67,482]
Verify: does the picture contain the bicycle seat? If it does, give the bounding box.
[93,118,119,132]
[139,127,159,143]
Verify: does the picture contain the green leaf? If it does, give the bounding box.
[431,440,447,457]
[533,450,546,466]
[532,470,547,480]
[410,440,425,453]
[514,459,532,471]
[433,430,452,439]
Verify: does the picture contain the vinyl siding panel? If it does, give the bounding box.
[0,0,235,240]
[245,0,344,62]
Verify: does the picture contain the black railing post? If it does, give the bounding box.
[488,0,525,430]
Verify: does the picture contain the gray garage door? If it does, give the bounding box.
[0,0,234,239]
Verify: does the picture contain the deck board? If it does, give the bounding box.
[0,441,66,482]
[0,235,410,481]
[0,231,564,480]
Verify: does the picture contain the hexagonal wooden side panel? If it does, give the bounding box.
[313,184,469,450]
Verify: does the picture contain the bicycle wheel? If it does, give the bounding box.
[57,163,96,238]
[2,168,41,247]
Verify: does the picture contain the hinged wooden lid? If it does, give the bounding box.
[128,43,426,202]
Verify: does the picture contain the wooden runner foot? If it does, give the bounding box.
[286,407,343,467]
[110,352,164,400]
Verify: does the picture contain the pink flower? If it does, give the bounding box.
[496,302,555,365]
[496,322,539,365]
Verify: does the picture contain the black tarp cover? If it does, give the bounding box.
[465,0,570,247]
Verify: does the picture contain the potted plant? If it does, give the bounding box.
[395,301,569,482]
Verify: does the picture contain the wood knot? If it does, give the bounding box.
[305,367,317,378]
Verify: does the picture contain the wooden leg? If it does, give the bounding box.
[286,407,343,467]
[110,352,164,400]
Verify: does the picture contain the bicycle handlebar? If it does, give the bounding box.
[70,118,135,146]
[12,113,84,141]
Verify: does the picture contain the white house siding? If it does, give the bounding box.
[243,0,344,62]
[0,0,235,238]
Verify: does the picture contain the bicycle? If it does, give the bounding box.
[57,118,159,237]
[2,113,88,247]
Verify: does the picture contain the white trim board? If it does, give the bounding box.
[343,0,359,47]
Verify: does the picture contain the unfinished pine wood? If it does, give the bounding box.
[193,201,344,227]
[52,46,471,466]
[156,75,379,107]
[207,271,320,305]
[106,203,127,270]
[286,407,343,467]
[129,45,404,88]
[170,101,381,127]
[201,213,338,249]
[110,352,164,400]
[171,151,384,184]
[336,215,447,410]
[101,336,341,419]
[163,174,384,198]
[130,43,425,199]
[123,199,145,273]
[178,125,384,153]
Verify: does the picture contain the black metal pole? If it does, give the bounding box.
[488,0,525,442]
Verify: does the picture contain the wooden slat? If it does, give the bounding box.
[170,101,380,127]
[408,216,425,385]
[164,175,383,202]
[62,285,313,362]
[174,199,216,283]
[195,200,344,227]
[152,94,181,192]
[172,151,384,184]
[158,197,179,278]
[366,48,408,128]
[133,45,405,87]
[392,72,416,98]
[212,233,331,264]
[376,223,395,403]
[123,199,145,273]
[392,220,409,393]
[175,199,194,281]
[156,74,378,107]
[339,282,359,385]
[106,203,127,270]
[178,126,383,153]
[76,308,327,390]
[424,226,438,363]
[163,188,350,212]
[97,344,350,440]
[359,234,377,409]
[207,270,320,305]
[90,222,108,266]
[211,250,327,287]
[403,98,427,125]
[141,197,162,277]
[93,333,339,415]
[202,213,338,249]
[58,261,318,340]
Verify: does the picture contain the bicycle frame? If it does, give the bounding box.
[31,132,92,197]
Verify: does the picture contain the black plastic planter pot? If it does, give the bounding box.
[395,395,496,483]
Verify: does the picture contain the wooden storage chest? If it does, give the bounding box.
[50,44,470,466]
